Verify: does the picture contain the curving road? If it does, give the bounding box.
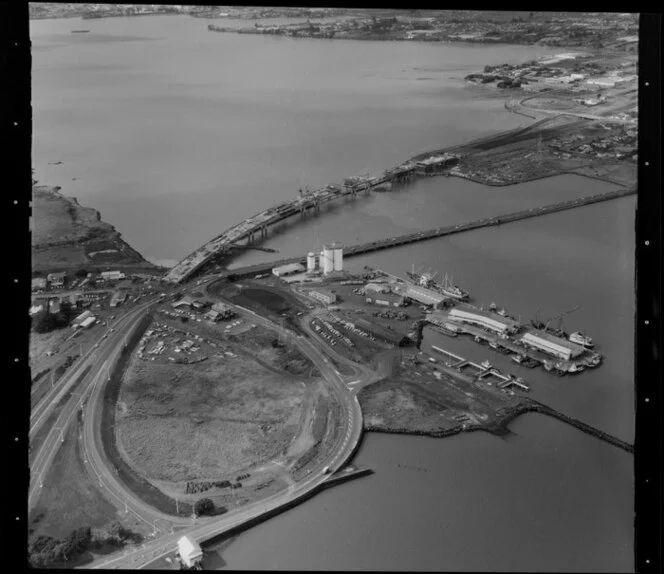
[29,299,161,510]
[82,278,365,569]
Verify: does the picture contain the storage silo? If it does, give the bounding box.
[322,244,335,275]
[307,252,317,272]
[332,243,343,271]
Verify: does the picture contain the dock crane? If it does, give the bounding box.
[544,306,579,337]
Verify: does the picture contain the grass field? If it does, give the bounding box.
[29,413,149,542]
[116,350,308,484]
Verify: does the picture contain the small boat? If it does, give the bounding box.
[568,363,586,374]
[497,308,507,317]
[481,360,492,370]
[543,360,554,372]
[71,29,90,33]
[489,341,500,350]
[569,331,594,348]
[511,354,525,364]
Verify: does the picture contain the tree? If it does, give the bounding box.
[66,526,92,554]
[75,268,88,278]
[194,497,215,516]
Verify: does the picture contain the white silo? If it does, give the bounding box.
[307,252,317,272]
[332,243,343,271]
[322,244,335,275]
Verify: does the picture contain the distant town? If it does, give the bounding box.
[30,4,638,49]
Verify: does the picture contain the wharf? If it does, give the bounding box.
[201,187,635,284]
[429,313,598,374]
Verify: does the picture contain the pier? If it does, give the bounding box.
[186,187,635,284]
[430,345,527,391]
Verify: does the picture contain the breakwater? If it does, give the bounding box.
[363,401,633,454]
[213,186,636,281]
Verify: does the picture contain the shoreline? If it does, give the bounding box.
[364,400,633,453]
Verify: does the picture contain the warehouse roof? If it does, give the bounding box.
[450,304,520,329]
[521,329,584,353]
[273,262,305,275]
[353,318,410,346]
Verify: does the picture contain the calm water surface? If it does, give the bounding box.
[31,15,634,572]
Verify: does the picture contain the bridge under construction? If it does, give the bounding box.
[163,154,459,284]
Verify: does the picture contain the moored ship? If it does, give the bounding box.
[406,265,470,301]
[568,331,594,348]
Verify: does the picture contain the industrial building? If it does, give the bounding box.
[447,305,520,335]
[47,272,66,288]
[352,318,410,347]
[31,277,47,291]
[172,295,195,309]
[392,282,448,309]
[364,282,391,294]
[519,330,585,361]
[318,243,343,275]
[272,262,306,277]
[79,316,97,329]
[308,288,337,305]
[177,536,203,569]
[100,270,126,281]
[110,290,128,308]
[365,292,405,307]
[72,310,94,327]
[206,302,234,321]
[307,252,317,272]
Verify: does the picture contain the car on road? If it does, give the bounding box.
[110,328,115,332]
[93,343,99,349]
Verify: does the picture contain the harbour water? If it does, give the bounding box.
[31,15,634,572]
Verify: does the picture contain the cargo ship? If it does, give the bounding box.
[406,265,470,301]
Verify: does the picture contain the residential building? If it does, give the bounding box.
[31,277,47,291]
[47,272,66,288]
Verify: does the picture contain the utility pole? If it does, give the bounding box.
[175,498,179,516]
[125,498,128,514]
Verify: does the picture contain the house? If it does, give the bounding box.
[31,277,47,292]
[47,272,66,288]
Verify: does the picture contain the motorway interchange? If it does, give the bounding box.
[30,276,367,569]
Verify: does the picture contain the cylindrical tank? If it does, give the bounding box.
[333,243,343,271]
[322,245,334,275]
[307,252,316,272]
